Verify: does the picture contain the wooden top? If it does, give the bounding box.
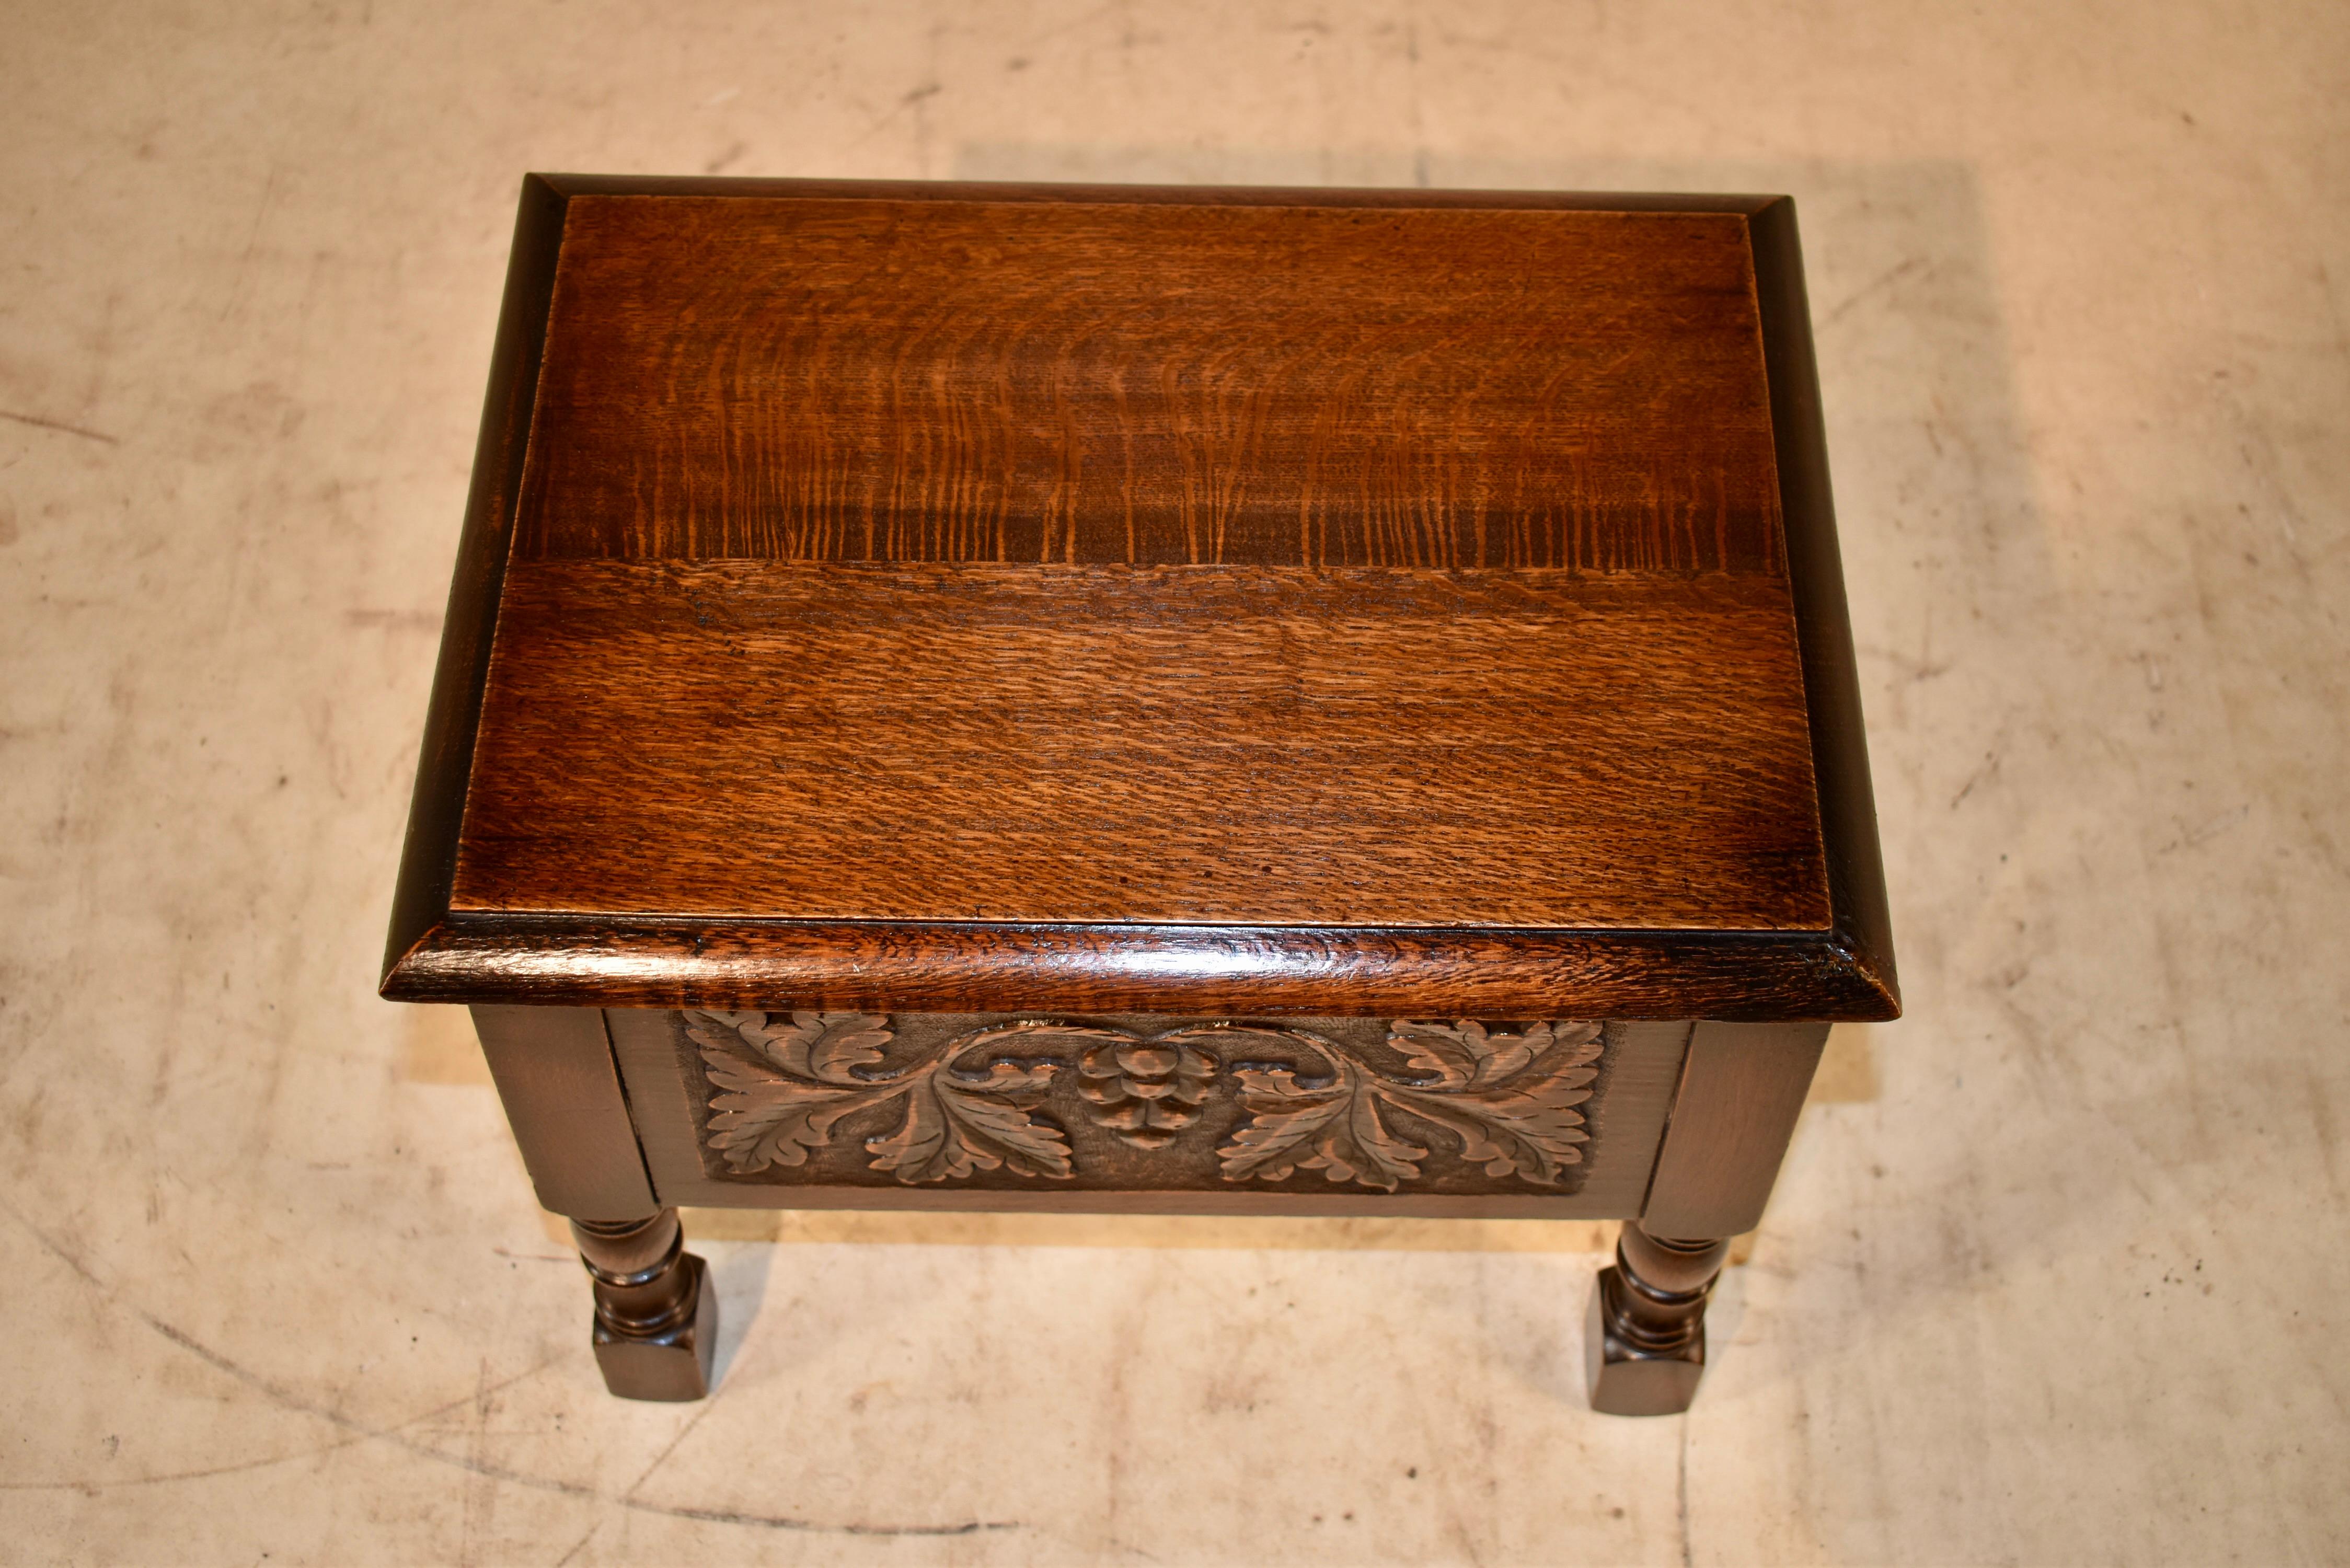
[518,196,1784,570]
[383,176,1898,1020]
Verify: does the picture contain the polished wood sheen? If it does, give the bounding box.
[454,561,1828,930]
[571,1210,715,1402]
[1641,1020,1830,1237]
[384,177,1895,1018]
[520,198,1783,570]
[388,921,1893,1019]
[378,176,1898,1018]
[605,1012,1692,1215]
[469,1004,655,1220]
[1586,1223,1731,1416]
[382,175,1903,1409]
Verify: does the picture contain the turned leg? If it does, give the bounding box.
[1585,1223,1730,1416]
[570,1208,717,1401]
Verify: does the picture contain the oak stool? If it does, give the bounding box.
[382,175,1899,1414]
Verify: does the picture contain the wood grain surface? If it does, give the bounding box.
[381,917,1897,1019]
[381,177,1899,1022]
[451,560,1828,930]
[517,197,1782,570]
[607,1011,1694,1216]
[1640,1019,1830,1236]
[382,175,566,984]
[1748,197,1900,1009]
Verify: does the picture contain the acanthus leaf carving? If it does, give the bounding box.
[690,1012,1607,1192]
[690,1011,898,1171]
[1377,1020,1604,1185]
[1390,1018,1546,1091]
[862,1060,1074,1183]
[1209,1019,1603,1192]
[1220,1047,1430,1192]
[687,1011,1073,1183]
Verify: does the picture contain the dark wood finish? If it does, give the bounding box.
[1640,1020,1828,1237]
[467,1004,656,1220]
[455,562,1826,931]
[1585,1223,1730,1416]
[390,922,1893,1020]
[521,197,1782,569]
[382,176,568,982]
[380,177,1898,1024]
[1750,200,1900,1007]
[571,1209,715,1401]
[378,177,1902,1411]
[540,175,1782,214]
[608,1010,1692,1215]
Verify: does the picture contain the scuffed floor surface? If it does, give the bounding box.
[3,2,2346,1562]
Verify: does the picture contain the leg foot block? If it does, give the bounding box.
[1584,1225,1727,1416]
[571,1210,718,1401]
[1585,1265,1707,1416]
[590,1251,717,1401]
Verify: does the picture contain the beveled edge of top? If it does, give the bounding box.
[538,171,1789,213]
[378,174,1899,1023]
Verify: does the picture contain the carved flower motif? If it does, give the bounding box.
[1078,1038,1219,1149]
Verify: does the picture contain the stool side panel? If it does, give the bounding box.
[1639,1019,1828,1238]
[470,1004,658,1220]
[607,1008,1689,1219]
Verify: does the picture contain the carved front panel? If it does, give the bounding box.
[606,1010,1692,1215]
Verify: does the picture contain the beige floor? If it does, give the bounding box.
[5,2,2346,1563]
